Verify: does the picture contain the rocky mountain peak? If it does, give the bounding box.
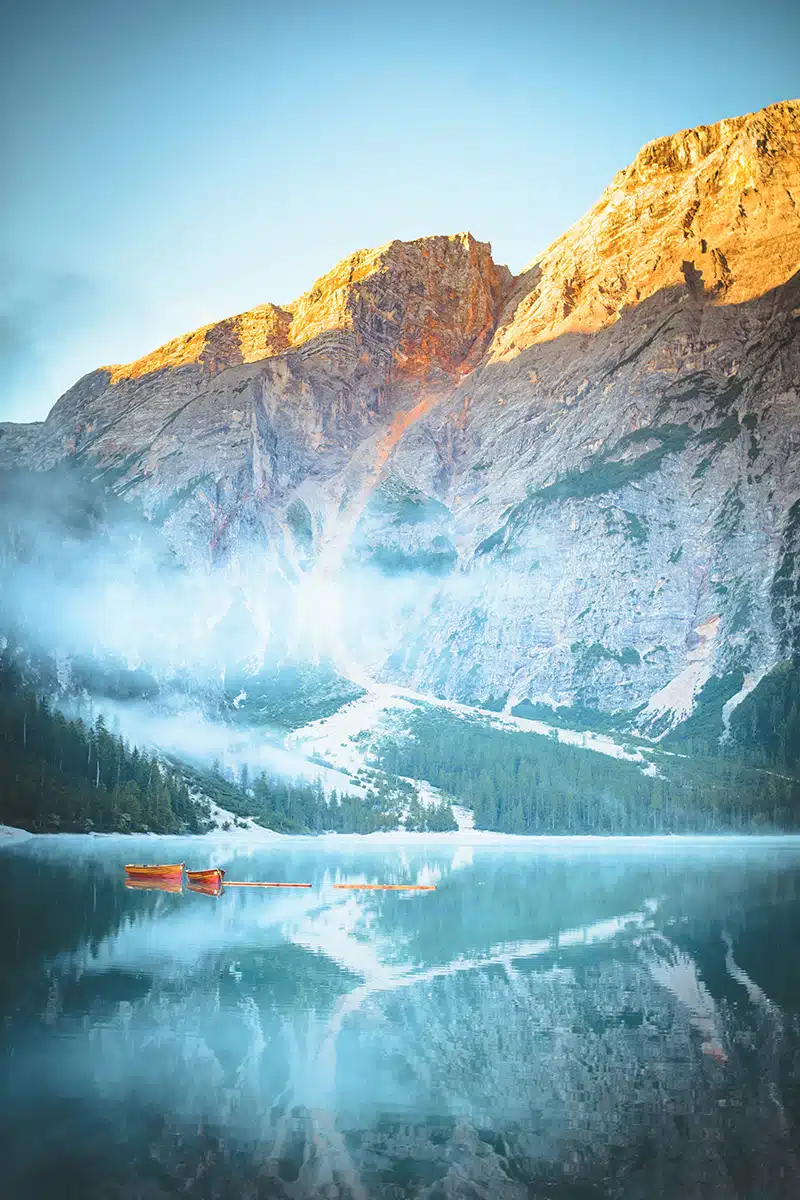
[2,100,799,732]
[0,231,512,566]
[284,232,513,384]
[488,98,799,361]
[380,99,800,720]
[625,98,797,183]
[98,232,511,391]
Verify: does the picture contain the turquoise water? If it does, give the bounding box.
[1,835,799,1198]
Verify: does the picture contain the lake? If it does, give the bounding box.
[1,835,799,1198]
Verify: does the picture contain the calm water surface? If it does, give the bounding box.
[1,835,799,1199]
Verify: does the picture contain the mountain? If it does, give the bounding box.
[0,236,510,566]
[2,99,799,739]
[385,99,800,730]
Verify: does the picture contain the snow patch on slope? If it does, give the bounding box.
[288,680,647,787]
[285,687,417,775]
[638,616,721,739]
[0,824,34,845]
[197,796,284,840]
[721,670,765,738]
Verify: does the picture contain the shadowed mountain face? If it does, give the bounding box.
[1,100,799,724]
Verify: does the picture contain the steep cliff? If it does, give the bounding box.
[382,99,800,728]
[1,100,798,734]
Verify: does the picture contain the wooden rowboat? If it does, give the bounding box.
[125,863,184,881]
[186,867,225,896]
[186,868,225,885]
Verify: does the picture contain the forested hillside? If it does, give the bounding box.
[665,660,800,774]
[377,707,800,834]
[0,653,457,835]
[0,654,202,834]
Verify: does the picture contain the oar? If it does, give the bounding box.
[223,881,435,890]
[186,869,311,889]
[223,881,312,888]
[333,883,436,891]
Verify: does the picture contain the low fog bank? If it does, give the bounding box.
[0,462,455,683]
[54,691,361,798]
[0,461,532,824]
[0,459,504,717]
[0,462,438,798]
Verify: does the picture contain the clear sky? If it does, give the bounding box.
[1,0,797,423]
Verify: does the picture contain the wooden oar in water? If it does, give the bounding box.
[333,883,436,891]
[225,881,312,888]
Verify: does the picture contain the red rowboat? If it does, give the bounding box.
[186,867,225,896]
[186,868,225,885]
[125,863,184,881]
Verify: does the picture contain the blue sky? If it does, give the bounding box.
[1,0,797,422]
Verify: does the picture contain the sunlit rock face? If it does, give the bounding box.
[489,100,800,357]
[0,234,510,570]
[381,100,800,715]
[2,100,799,718]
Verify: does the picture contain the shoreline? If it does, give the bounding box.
[3,823,800,848]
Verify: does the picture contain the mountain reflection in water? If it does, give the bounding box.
[1,836,799,1198]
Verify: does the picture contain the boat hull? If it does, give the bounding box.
[125,863,184,881]
[186,867,225,896]
[186,868,225,884]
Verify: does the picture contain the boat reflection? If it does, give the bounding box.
[124,877,183,894]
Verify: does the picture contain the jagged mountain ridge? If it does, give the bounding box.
[2,99,799,729]
[384,99,800,725]
[0,234,511,565]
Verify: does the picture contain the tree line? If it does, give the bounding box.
[378,707,800,834]
[659,659,800,778]
[0,653,456,835]
[0,653,202,834]
[724,659,800,775]
[181,759,457,834]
